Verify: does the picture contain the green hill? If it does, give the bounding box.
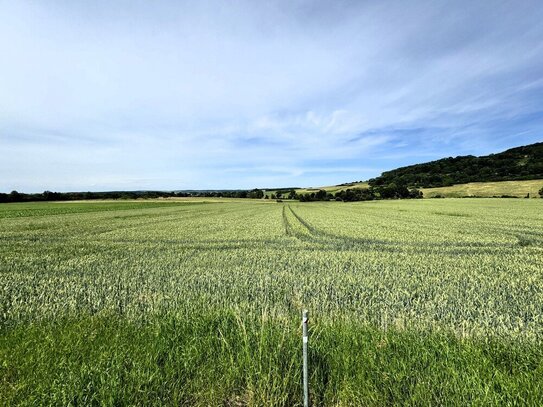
[369,142,543,188]
[289,142,543,200]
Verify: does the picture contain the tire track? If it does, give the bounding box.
[282,205,320,242]
[281,205,294,237]
[284,205,399,251]
[288,206,318,236]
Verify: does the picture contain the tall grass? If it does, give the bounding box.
[2,311,542,405]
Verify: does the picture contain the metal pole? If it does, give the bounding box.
[302,310,309,407]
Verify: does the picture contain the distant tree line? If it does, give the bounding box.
[0,189,269,203]
[176,189,266,199]
[3,183,537,204]
[0,184,425,204]
[294,184,423,202]
[368,142,543,189]
[270,190,298,200]
[0,190,172,203]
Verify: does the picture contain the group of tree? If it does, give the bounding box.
[2,181,540,204]
[176,189,261,199]
[0,184,424,203]
[368,142,543,189]
[295,184,423,202]
[0,190,176,203]
[269,189,297,200]
[0,189,271,203]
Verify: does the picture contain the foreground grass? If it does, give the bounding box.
[2,312,542,406]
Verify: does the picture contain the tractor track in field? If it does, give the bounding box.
[282,204,523,254]
[282,205,327,243]
[283,205,426,252]
[281,205,293,237]
[288,206,318,235]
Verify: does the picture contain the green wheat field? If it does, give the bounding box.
[1,199,543,405]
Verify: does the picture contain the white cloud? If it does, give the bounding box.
[1,0,543,191]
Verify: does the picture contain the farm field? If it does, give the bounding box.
[421,179,543,198]
[1,199,543,405]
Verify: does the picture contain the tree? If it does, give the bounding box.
[315,189,327,200]
[247,189,264,199]
[43,190,62,201]
[409,188,423,199]
[379,183,398,199]
[9,190,21,201]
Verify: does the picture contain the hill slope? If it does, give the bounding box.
[369,142,543,188]
[422,179,543,198]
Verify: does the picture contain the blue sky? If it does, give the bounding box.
[1,0,542,192]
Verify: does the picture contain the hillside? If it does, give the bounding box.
[422,179,543,198]
[293,142,543,199]
[369,142,543,188]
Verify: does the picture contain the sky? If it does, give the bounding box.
[1,0,543,192]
